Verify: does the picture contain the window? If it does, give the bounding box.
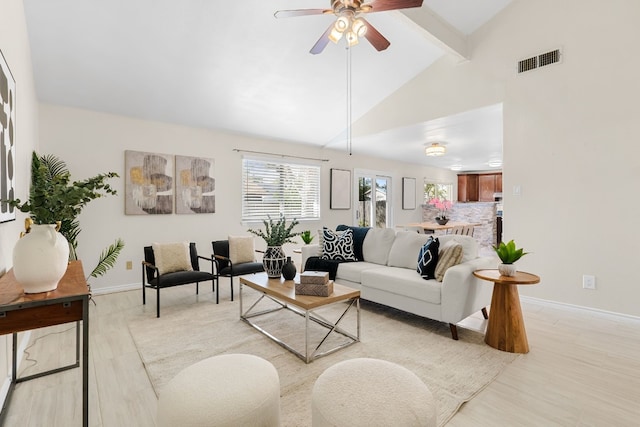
[242,157,321,222]
[424,181,453,203]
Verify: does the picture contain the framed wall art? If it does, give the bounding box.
[125,150,174,215]
[175,155,215,214]
[0,49,16,223]
[330,168,351,210]
[402,177,416,210]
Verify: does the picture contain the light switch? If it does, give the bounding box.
[513,185,521,196]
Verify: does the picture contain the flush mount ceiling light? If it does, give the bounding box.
[425,143,446,157]
[450,164,463,171]
[488,160,503,168]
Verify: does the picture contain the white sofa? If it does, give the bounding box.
[301,229,495,339]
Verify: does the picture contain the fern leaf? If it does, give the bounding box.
[89,238,125,279]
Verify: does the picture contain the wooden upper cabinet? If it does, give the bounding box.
[457,174,479,202]
[479,173,503,201]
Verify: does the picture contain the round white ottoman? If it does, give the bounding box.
[312,358,436,427]
[157,353,281,427]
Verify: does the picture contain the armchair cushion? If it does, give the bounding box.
[229,235,255,264]
[152,242,193,275]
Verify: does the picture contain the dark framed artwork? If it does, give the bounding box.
[0,49,16,223]
[175,155,215,214]
[125,150,174,215]
[330,168,351,210]
[402,177,416,210]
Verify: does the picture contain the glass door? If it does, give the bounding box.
[355,172,391,228]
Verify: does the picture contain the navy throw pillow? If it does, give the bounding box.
[417,237,440,280]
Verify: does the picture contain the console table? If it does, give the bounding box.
[0,260,90,426]
[473,269,540,354]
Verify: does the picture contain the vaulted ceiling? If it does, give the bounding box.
[23,0,512,170]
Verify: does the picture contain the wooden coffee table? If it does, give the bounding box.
[473,269,540,354]
[239,273,360,363]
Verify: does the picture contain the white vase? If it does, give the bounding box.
[498,263,517,277]
[13,224,70,293]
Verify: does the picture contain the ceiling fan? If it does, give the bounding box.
[274,0,424,54]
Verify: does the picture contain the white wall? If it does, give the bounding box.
[355,0,640,317]
[0,0,41,404]
[38,104,454,292]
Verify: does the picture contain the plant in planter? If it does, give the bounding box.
[248,215,300,278]
[4,152,124,291]
[300,230,314,245]
[493,239,529,277]
[428,197,453,225]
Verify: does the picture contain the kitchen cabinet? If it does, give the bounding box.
[457,174,479,202]
[479,173,502,201]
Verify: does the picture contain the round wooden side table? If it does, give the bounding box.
[473,269,540,354]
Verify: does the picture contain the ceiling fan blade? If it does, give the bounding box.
[310,24,334,55]
[274,9,330,18]
[364,0,423,13]
[361,19,391,51]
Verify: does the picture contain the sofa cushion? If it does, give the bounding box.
[321,228,357,261]
[336,225,370,261]
[152,242,193,275]
[362,267,441,304]
[435,240,463,282]
[437,234,477,263]
[304,256,342,280]
[387,231,433,269]
[336,261,383,284]
[417,237,439,280]
[362,228,396,265]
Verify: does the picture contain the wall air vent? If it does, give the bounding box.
[517,48,562,74]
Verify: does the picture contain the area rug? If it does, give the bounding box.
[128,290,518,426]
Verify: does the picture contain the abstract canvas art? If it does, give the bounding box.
[175,155,215,214]
[0,50,16,223]
[125,150,174,214]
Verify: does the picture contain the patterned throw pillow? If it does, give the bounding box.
[321,227,357,261]
[417,237,439,280]
[152,242,193,275]
[435,240,464,282]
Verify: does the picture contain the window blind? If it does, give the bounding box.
[242,158,321,222]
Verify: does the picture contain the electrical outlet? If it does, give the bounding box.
[126,261,133,270]
[582,274,596,290]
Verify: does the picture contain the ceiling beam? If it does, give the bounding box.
[396,7,469,60]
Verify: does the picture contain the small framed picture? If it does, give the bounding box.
[330,168,351,210]
[402,177,416,210]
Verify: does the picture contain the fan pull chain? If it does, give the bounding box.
[346,46,352,156]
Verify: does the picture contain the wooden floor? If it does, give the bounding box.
[3,282,640,426]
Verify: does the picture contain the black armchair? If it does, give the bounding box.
[212,240,264,303]
[143,242,216,317]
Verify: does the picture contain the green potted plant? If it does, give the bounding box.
[300,230,314,245]
[248,215,300,278]
[4,152,124,291]
[493,239,529,276]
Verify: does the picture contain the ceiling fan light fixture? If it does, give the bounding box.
[346,31,359,46]
[352,18,367,37]
[425,143,446,156]
[329,27,344,43]
[335,16,349,31]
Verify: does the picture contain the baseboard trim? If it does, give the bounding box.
[521,296,640,322]
[91,282,140,295]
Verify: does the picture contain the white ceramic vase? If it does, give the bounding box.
[498,263,517,277]
[13,224,70,293]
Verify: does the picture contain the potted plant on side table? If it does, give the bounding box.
[493,239,529,277]
[4,152,124,293]
[249,215,300,278]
